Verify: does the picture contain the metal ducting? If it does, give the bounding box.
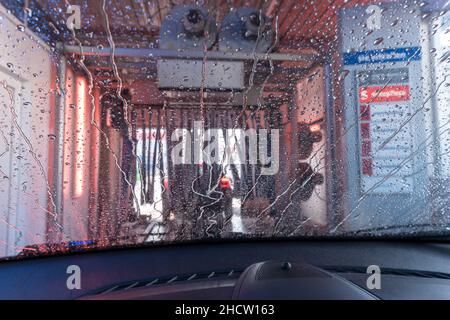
[219,8,275,53]
[159,5,218,50]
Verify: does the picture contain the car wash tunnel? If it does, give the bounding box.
[0,0,449,256]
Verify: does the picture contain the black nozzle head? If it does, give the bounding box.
[186,9,203,25]
[249,12,261,27]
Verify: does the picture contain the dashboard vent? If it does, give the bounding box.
[322,266,450,280]
[93,269,243,296]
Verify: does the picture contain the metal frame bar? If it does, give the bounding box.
[324,62,339,231]
[49,51,66,242]
[64,45,322,62]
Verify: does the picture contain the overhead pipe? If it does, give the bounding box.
[63,45,322,62]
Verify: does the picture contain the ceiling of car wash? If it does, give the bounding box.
[35,0,400,46]
[24,0,444,96]
[24,1,386,87]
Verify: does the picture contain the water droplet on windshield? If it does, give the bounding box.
[373,37,384,45]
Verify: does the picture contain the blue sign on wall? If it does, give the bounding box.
[343,47,421,65]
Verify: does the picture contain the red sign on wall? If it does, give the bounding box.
[359,85,410,103]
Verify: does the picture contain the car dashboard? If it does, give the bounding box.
[1,240,450,300]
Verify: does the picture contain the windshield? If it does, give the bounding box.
[0,0,449,259]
